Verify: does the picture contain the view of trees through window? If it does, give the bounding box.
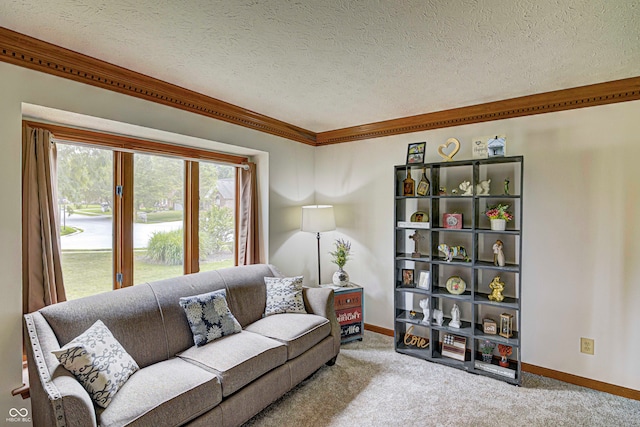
[57,144,114,299]
[57,143,236,300]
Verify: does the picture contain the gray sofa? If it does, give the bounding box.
[24,264,341,427]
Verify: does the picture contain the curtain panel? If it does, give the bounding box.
[22,124,66,314]
[237,162,260,265]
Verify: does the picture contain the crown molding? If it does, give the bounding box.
[2,27,639,147]
[316,76,640,145]
[0,27,316,145]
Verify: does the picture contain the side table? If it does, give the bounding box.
[321,283,364,344]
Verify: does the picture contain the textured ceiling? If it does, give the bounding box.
[1,0,639,132]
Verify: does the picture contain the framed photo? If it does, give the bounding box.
[406,142,426,164]
[472,135,507,159]
[417,271,430,290]
[401,268,414,286]
[410,211,429,223]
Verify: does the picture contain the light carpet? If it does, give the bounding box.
[244,331,640,427]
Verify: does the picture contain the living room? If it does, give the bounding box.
[1,1,640,425]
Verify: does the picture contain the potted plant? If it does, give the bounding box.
[485,204,513,231]
[329,238,351,286]
[479,340,495,363]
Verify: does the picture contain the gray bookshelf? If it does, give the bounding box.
[394,156,523,385]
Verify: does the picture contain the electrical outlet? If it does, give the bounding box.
[580,337,594,355]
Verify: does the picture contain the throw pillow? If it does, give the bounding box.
[264,276,307,316]
[179,289,242,347]
[52,320,139,408]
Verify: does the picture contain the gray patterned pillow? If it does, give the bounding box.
[264,276,307,316]
[179,289,242,347]
[52,320,139,408]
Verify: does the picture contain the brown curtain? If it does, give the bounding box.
[237,162,260,265]
[22,124,66,314]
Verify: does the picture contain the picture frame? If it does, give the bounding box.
[417,271,430,290]
[443,213,462,229]
[401,268,414,286]
[406,142,426,164]
[410,211,429,223]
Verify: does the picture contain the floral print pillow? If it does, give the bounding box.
[179,289,242,347]
[52,320,139,408]
[264,276,307,316]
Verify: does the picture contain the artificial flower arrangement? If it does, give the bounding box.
[498,344,513,367]
[329,238,351,269]
[485,204,513,222]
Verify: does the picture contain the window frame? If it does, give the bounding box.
[26,120,248,289]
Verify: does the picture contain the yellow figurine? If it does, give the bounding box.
[488,276,505,302]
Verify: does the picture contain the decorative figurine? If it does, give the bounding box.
[449,304,461,328]
[437,137,461,162]
[438,186,447,195]
[475,179,491,195]
[433,309,444,326]
[493,239,505,267]
[488,276,505,302]
[409,310,417,319]
[437,243,470,262]
[409,231,424,258]
[498,344,512,367]
[419,298,430,324]
[504,178,510,195]
[459,180,472,196]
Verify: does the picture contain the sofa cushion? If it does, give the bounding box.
[178,330,287,397]
[264,276,307,316]
[245,313,331,359]
[149,264,282,356]
[179,289,242,347]
[40,284,169,368]
[98,357,222,427]
[52,320,139,408]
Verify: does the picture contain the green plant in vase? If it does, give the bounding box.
[329,238,351,286]
[479,340,495,363]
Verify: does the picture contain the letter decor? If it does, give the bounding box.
[403,326,429,349]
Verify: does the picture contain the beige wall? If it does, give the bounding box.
[0,61,317,418]
[315,99,640,391]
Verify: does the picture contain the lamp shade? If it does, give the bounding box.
[301,205,336,233]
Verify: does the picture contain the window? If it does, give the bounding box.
[52,127,246,299]
[57,144,114,300]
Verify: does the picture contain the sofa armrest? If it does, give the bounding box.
[24,312,97,427]
[302,287,341,357]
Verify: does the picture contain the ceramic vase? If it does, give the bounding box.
[490,218,506,231]
[332,268,349,287]
[482,353,493,363]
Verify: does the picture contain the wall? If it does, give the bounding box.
[0,61,316,420]
[315,100,640,391]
